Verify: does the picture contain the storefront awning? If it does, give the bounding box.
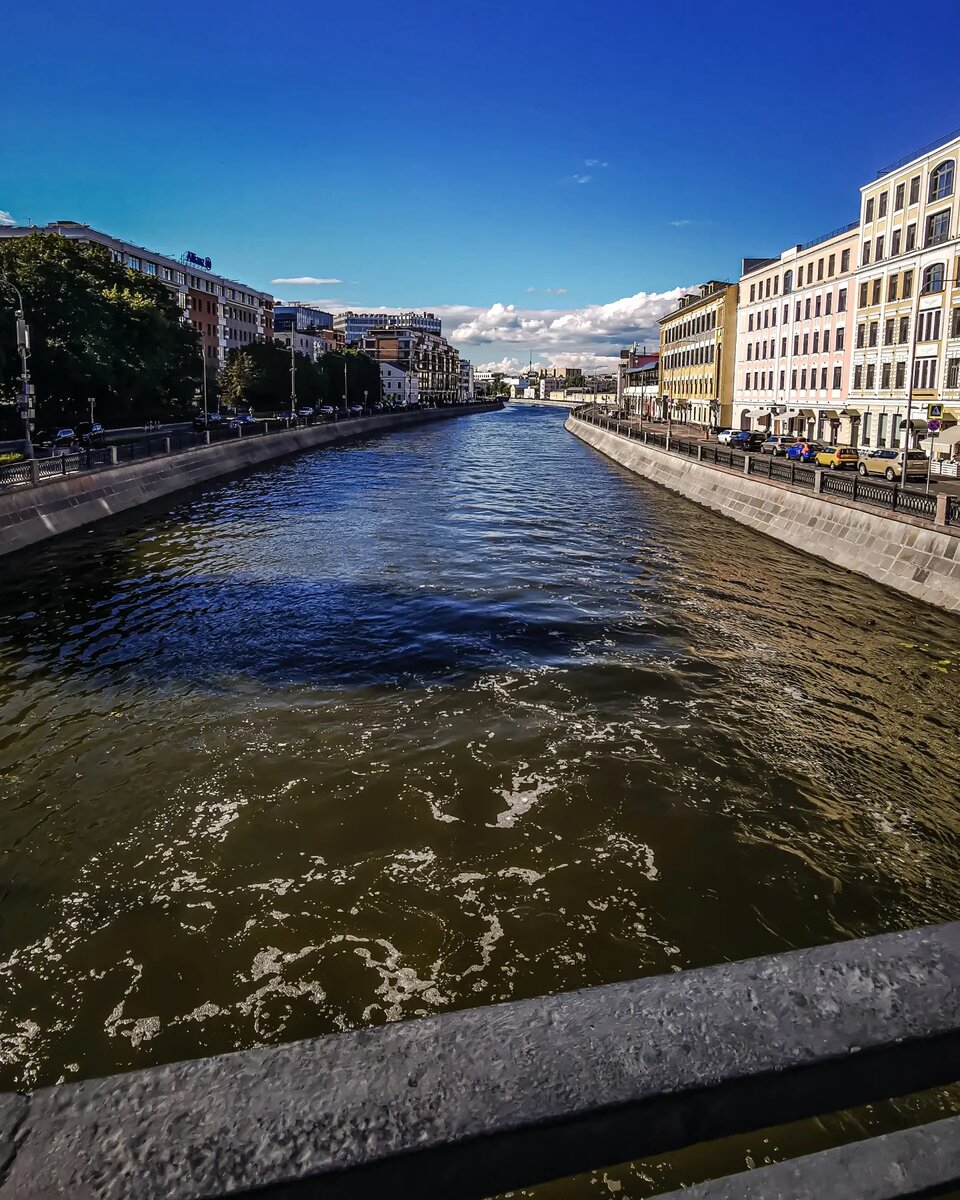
[900,418,928,430]
[821,410,841,420]
[797,409,816,418]
[839,408,861,417]
[781,407,800,417]
[932,424,960,447]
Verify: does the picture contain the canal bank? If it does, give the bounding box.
[566,413,960,613]
[0,401,502,556]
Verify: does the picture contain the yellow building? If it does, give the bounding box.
[658,281,738,429]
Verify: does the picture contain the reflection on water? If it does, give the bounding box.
[1,406,958,1191]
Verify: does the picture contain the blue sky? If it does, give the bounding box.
[4,0,960,368]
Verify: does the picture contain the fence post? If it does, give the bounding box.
[29,458,40,487]
[665,431,671,452]
[204,431,211,446]
[813,470,823,494]
[109,445,118,465]
[61,456,68,476]
[164,437,171,454]
[743,453,752,476]
[697,444,704,462]
[935,492,949,526]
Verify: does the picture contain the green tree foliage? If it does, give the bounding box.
[221,341,382,412]
[0,232,201,435]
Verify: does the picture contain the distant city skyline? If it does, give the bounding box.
[4,0,960,369]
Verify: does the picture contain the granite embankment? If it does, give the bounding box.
[0,403,501,556]
[566,414,960,612]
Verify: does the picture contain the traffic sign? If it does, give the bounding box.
[928,419,941,433]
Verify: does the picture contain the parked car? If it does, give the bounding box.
[75,421,105,444]
[716,429,736,445]
[785,441,826,463]
[814,445,860,470]
[319,405,334,417]
[728,430,766,450]
[858,448,929,482]
[40,427,76,452]
[228,414,257,429]
[296,406,314,418]
[760,435,796,456]
[348,404,364,416]
[193,412,223,430]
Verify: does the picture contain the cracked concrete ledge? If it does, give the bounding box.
[0,924,958,1199]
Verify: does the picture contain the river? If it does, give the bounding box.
[1,405,958,1193]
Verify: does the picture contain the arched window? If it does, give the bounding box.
[782,269,793,295]
[922,263,945,294]
[929,160,955,202]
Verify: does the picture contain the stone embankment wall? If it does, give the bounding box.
[567,415,960,613]
[1,403,501,557]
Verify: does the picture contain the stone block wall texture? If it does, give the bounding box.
[0,405,500,557]
[567,416,960,613]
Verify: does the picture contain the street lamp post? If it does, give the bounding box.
[0,279,35,459]
[289,332,297,419]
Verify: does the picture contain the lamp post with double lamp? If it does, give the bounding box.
[289,331,297,421]
[0,278,35,460]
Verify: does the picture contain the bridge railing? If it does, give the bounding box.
[1,924,958,1198]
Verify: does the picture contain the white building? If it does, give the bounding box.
[380,362,419,407]
[273,329,325,362]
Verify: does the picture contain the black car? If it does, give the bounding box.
[75,421,106,444]
[193,412,224,431]
[728,430,766,450]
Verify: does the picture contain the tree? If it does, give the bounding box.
[0,232,201,436]
[219,351,260,410]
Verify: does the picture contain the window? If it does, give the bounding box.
[903,270,913,298]
[793,333,799,354]
[909,175,920,204]
[918,309,942,341]
[126,254,141,270]
[748,313,754,331]
[953,307,960,337]
[862,413,872,444]
[798,265,805,287]
[875,236,884,261]
[812,331,819,353]
[891,229,901,256]
[828,254,835,276]
[888,275,898,302]
[899,315,910,343]
[841,248,851,272]
[865,197,875,222]
[872,279,882,305]
[746,343,752,361]
[791,369,797,388]
[815,295,822,317]
[823,328,830,352]
[781,336,787,356]
[780,369,785,390]
[926,210,950,246]
[782,303,789,323]
[895,361,906,389]
[783,269,793,294]
[833,365,842,389]
[836,327,845,351]
[856,324,865,348]
[820,367,828,389]
[878,414,887,444]
[854,364,863,389]
[862,242,871,265]
[914,358,937,388]
[750,283,756,302]
[817,258,824,280]
[838,287,847,312]
[803,332,809,353]
[825,292,833,315]
[869,322,878,347]
[795,300,801,321]
[804,297,811,319]
[895,182,905,210]
[143,261,157,275]
[800,369,807,389]
[906,223,916,251]
[881,362,891,388]
[866,363,876,389]
[929,160,955,202]
[885,318,894,344]
[879,191,888,218]
[922,263,945,293]
[948,358,960,388]
[859,281,868,307]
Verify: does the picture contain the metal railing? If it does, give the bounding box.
[571,406,957,527]
[799,219,860,251]
[876,126,960,176]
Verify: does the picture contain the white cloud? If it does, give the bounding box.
[526,286,567,296]
[569,174,593,185]
[669,219,693,227]
[584,159,609,168]
[476,351,621,373]
[271,275,343,286]
[448,287,688,352]
[0,211,16,227]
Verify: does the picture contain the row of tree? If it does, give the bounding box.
[0,232,385,438]
[218,341,381,412]
[0,233,201,435]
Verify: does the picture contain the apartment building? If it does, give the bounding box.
[619,348,659,418]
[734,225,858,441]
[0,221,273,370]
[847,132,960,449]
[459,359,474,401]
[362,327,461,404]
[335,310,442,346]
[380,362,419,407]
[659,282,738,428]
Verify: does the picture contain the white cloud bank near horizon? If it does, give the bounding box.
[271,275,342,286]
[0,211,16,227]
[278,285,688,371]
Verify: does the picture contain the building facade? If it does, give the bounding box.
[335,310,442,346]
[734,225,858,441]
[0,221,273,373]
[619,348,659,417]
[459,359,474,401]
[362,328,461,404]
[659,282,738,428]
[273,304,333,333]
[847,133,960,449]
[380,362,419,407]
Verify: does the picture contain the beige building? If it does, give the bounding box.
[659,282,738,429]
[734,225,859,441]
[362,327,460,405]
[848,132,960,450]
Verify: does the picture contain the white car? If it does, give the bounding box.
[716,429,736,445]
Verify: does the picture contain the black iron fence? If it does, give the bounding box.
[572,406,957,528]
